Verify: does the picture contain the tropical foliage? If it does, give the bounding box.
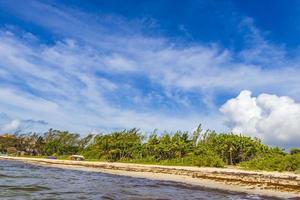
[0,124,299,172]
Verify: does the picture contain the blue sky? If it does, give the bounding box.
[0,0,300,147]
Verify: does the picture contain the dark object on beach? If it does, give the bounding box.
[69,155,85,161]
[46,156,57,159]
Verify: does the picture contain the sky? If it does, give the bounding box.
[0,0,300,148]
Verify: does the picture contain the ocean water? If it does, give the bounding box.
[0,160,282,200]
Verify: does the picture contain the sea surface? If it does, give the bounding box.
[0,160,283,200]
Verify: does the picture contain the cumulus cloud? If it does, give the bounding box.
[220,90,300,147]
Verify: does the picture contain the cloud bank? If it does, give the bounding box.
[220,90,300,147]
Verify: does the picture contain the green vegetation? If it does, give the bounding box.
[240,148,300,172]
[0,124,299,172]
[240,154,300,172]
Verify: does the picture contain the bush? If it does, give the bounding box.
[198,132,272,165]
[290,148,300,155]
[7,147,17,155]
[193,145,225,167]
[3,125,300,172]
[82,148,101,160]
[240,154,300,172]
[193,155,225,168]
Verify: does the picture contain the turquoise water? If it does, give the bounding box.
[0,160,282,200]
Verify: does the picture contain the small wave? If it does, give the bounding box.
[100,194,117,200]
[0,185,50,192]
[0,173,30,178]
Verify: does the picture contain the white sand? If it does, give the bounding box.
[1,156,299,198]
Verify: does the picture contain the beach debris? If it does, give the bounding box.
[69,155,85,161]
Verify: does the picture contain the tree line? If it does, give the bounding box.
[0,125,299,172]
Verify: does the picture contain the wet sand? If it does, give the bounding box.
[1,156,299,198]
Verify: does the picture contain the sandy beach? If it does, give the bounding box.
[1,156,299,198]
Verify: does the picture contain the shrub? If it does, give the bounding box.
[240,154,300,172]
[193,155,225,168]
[290,148,300,155]
[193,145,225,167]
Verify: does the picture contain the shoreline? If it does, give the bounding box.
[1,156,300,198]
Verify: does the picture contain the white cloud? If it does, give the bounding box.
[0,119,21,132]
[0,112,50,133]
[3,1,300,98]
[0,1,300,145]
[0,29,226,134]
[220,90,300,147]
